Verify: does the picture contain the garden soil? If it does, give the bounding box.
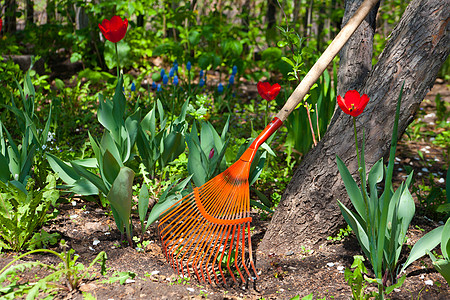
[0,81,449,300]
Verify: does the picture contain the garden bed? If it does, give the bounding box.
[0,81,448,300]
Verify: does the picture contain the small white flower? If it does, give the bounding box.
[71,201,77,206]
[438,178,445,184]
[337,265,345,271]
[327,262,335,267]
[425,280,433,286]
[420,275,425,279]
[186,287,195,292]
[151,270,160,276]
[70,214,78,219]
[93,238,100,246]
[125,279,135,284]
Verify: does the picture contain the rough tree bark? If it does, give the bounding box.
[258,0,450,256]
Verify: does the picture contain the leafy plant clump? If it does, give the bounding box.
[0,240,107,299]
[0,173,60,252]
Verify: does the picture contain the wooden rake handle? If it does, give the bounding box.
[275,0,380,122]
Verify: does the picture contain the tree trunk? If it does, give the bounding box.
[258,0,450,257]
[5,0,17,33]
[337,0,380,96]
[26,0,34,28]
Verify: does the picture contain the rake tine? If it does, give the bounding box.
[247,222,259,280]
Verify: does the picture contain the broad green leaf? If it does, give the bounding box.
[337,200,370,258]
[102,150,121,187]
[107,167,134,233]
[400,225,444,273]
[0,153,10,183]
[146,175,193,226]
[433,259,450,284]
[368,158,383,200]
[253,188,272,208]
[138,184,150,223]
[46,153,79,185]
[70,178,99,196]
[250,199,273,213]
[441,218,450,260]
[336,155,366,222]
[71,162,108,195]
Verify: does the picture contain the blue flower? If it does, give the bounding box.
[199,70,204,78]
[160,69,165,77]
[217,83,224,94]
[157,83,162,92]
[173,75,179,86]
[131,82,136,92]
[199,78,205,87]
[186,61,192,71]
[232,65,237,75]
[169,67,175,78]
[152,82,157,89]
[163,74,169,85]
[229,75,235,85]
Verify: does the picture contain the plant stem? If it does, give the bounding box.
[306,105,317,146]
[115,42,120,77]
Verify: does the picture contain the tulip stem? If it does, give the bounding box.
[115,42,120,77]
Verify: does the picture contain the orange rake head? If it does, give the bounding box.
[158,118,283,285]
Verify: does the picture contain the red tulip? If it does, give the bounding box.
[0,19,2,32]
[257,81,281,102]
[98,16,128,43]
[337,90,370,117]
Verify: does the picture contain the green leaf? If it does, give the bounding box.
[0,153,10,183]
[146,175,193,226]
[138,184,149,223]
[441,218,450,260]
[250,199,273,213]
[71,162,108,195]
[433,259,450,284]
[385,274,406,294]
[101,271,136,285]
[336,155,366,222]
[107,167,134,228]
[46,153,80,185]
[102,150,121,186]
[337,200,370,258]
[400,225,444,273]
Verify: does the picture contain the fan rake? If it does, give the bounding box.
[158,0,380,285]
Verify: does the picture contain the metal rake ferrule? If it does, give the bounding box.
[158,118,283,285]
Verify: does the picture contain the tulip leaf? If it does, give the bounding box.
[441,218,450,260]
[102,149,121,187]
[107,167,135,234]
[432,259,450,284]
[71,161,108,196]
[337,200,370,258]
[336,155,366,222]
[138,184,150,223]
[146,175,193,227]
[46,153,80,185]
[400,225,443,274]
